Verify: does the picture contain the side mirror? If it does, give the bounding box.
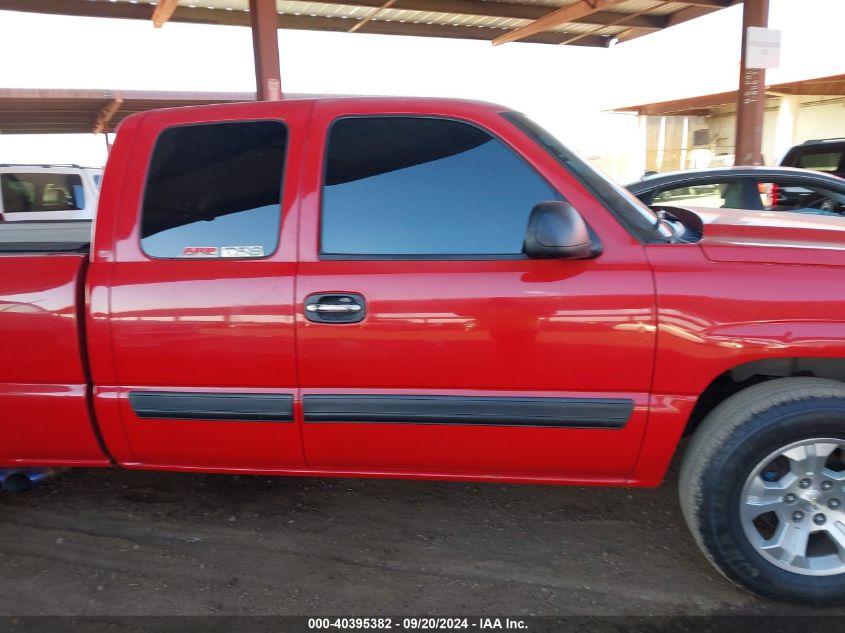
[523,201,601,260]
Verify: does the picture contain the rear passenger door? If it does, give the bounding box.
[294,102,656,481]
[91,104,306,470]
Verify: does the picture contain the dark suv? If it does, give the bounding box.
[781,138,845,178]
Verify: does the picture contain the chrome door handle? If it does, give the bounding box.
[305,303,362,313]
[303,293,366,324]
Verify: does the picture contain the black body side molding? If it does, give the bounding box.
[129,391,294,422]
[302,395,633,429]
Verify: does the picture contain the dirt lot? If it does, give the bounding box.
[1,452,843,618]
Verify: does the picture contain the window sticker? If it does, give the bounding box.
[181,246,220,257]
[221,246,265,258]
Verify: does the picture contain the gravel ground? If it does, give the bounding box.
[0,453,843,618]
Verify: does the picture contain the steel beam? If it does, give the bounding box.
[151,0,179,28]
[734,0,770,165]
[493,0,628,46]
[562,4,656,46]
[92,95,123,134]
[249,0,282,100]
[348,0,397,33]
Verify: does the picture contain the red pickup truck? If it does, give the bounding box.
[2,98,844,605]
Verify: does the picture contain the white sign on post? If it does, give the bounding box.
[745,27,781,69]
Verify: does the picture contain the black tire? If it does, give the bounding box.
[679,377,845,605]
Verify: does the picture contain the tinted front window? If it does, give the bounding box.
[321,117,557,256]
[501,112,663,242]
[141,120,287,259]
[1,173,84,213]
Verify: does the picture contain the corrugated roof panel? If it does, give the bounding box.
[292,3,355,18]
[282,2,367,18]
[124,0,704,24]
[491,0,578,7]
[558,23,629,38]
[621,0,692,16]
[92,0,732,46]
[188,0,249,9]
[373,8,527,30]
[552,21,614,34]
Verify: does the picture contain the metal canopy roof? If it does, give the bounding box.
[0,88,256,134]
[614,73,845,116]
[0,0,737,47]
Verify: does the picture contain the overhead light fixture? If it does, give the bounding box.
[604,36,619,48]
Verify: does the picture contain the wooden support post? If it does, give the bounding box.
[249,0,282,100]
[734,0,769,165]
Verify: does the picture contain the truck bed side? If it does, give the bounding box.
[0,220,91,253]
[0,253,109,466]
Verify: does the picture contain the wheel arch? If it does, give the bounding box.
[685,357,845,437]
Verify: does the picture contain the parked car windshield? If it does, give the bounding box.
[502,112,665,242]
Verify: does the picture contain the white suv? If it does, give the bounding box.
[0,164,102,221]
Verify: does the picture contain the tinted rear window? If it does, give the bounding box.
[140,120,287,259]
[797,150,843,173]
[1,173,84,213]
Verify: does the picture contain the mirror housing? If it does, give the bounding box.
[523,201,601,260]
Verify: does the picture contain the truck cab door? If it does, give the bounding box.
[294,102,657,482]
[88,103,307,470]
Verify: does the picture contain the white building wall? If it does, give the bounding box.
[641,95,845,171]
[761,108,780,165]
[794,98,845,143]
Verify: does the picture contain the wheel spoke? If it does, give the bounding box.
[760,522,811,566]
[784,442,838,477]
[742,476,788,522]
[826,520,845,557]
